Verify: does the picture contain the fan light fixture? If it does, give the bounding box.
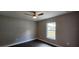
[33,16,37,19]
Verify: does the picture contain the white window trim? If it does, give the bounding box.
[46,22,56,40]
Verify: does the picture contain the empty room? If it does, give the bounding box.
[0,11,78,47]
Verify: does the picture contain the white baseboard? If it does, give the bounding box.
[3,39,35,47]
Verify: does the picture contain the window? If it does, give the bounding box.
[46,22,56,40]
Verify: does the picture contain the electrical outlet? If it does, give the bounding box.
[67,42,70,45]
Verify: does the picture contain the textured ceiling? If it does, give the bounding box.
[0,11,71,21]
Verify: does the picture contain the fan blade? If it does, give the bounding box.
[38,13,44,16]
[24,13,33,16]
[32,11,36,16]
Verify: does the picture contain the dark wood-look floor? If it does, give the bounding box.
[11,40,56,47]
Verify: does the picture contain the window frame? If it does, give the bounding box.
[46,22,56,40]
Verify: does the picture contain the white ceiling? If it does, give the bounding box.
[0,11,71,21]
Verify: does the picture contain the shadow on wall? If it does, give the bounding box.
[16,30,34,43]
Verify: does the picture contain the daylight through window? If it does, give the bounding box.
[46,22,56,40]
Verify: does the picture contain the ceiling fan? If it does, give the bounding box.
[24,11,44,19]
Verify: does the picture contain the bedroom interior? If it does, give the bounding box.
[0,11,78,47]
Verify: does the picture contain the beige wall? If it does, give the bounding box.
[37,12,79,47]
[0,15,36,46]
